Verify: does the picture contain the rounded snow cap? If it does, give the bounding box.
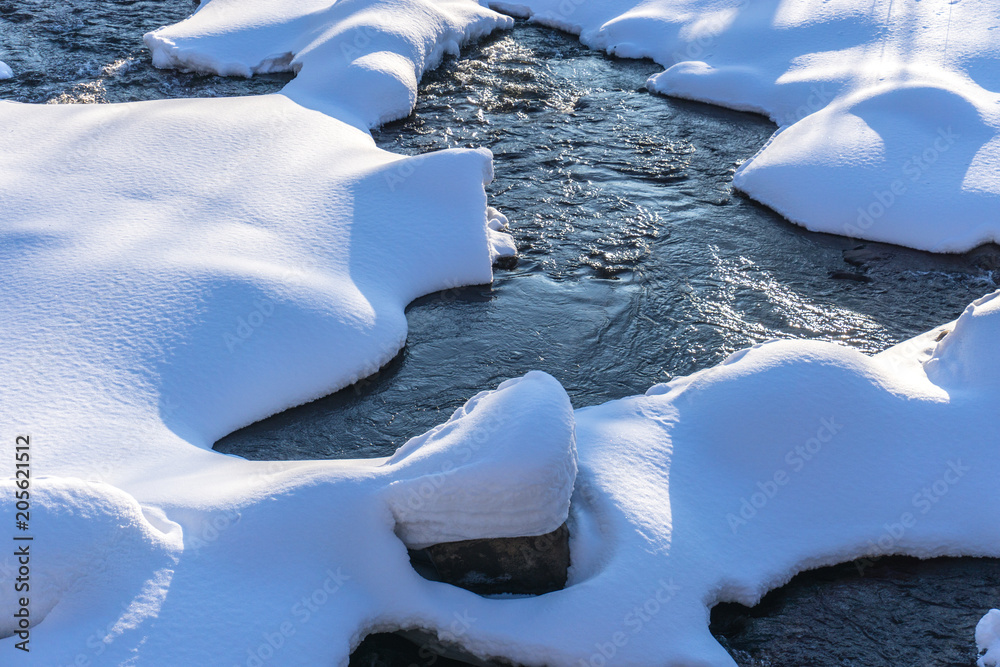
[925,289,1000,391]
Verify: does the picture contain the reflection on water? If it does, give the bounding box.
[0,0,290,103]
[217,22,995,459]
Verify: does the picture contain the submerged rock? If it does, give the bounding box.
[414,523,570,596]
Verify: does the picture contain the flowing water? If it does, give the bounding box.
[2,4,997,665]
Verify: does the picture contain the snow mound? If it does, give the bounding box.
[0,61,12,79]
[386,371,576,548]
[0,94,506,455]
[0,373,577,665]
[733,82,1000,252]
[0,479,181,653]
[926,290,1000,390]
[980,610,1000,667]
[482,0,1000,252]
[433,292,1000,666]
[144,0,514,128]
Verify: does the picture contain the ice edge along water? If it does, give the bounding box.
[1,0,998,664]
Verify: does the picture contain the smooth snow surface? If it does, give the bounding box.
[981,609,1000,667]
[0,61,11,80]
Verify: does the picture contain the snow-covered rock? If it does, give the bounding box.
[980,609,1000,667]
[144,0,514,128]
[0,61,12,79]
[386,372,577,548]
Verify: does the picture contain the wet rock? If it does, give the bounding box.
[350,631,502,667]
[414,523,569,596]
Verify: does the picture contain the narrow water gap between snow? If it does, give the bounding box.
[217,20,996,459]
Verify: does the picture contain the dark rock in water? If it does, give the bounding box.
[712,556,1000,667]
[416,523,570,596]
[350,631,504,667]
[830,270,873,282]
[349,526,570,667]
[494,254,519,270]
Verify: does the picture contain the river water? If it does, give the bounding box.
[2,3,996,665]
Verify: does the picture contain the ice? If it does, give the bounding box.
[0,61,12,79]
[980,609,1000,667]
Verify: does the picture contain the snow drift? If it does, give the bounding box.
[2,0,999,664]
[147,0,1000,251]
[144,0,514,128]
[511,0,1000,252]
[0,61,12,80]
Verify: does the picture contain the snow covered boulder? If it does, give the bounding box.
[0,61,12,79]
[384,371,577,548]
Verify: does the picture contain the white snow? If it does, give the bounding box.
[144,0,514,128]
[0,61,12,79]
[980,609,1000,667]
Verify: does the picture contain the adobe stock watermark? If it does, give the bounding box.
[670,0,750,65]
[404,609,478,664]
[397,407,509,513]
[578,578,681,667]
[852,459,970,575]
[845,126,959,238]
[727,416,843,534]
[235,567,352,667]
[223,297,276,353]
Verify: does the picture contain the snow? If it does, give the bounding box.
[980,609,1000,667]
[145,0,1000,250]
[2,0,999,664]
[144,0,514,128]
[0,61,12,79]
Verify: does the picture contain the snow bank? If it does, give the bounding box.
[980,609,1000,667]
[0,61,12,79]
[144,0,514,128]
[487,0,1000,252]
[0,90,584,667]
[0,94,509,452]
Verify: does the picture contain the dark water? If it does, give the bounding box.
[2,6,997,666]
[712,556,1000,667]
[0,0,290,103]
